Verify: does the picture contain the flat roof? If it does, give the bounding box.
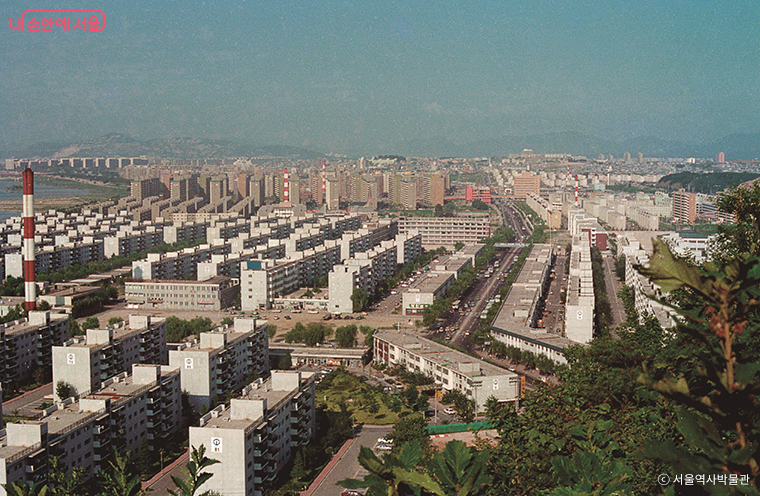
[374,330,516,379]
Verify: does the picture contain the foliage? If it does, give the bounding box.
[0,276,24,297]
[220,317,233,326]
[0,305,26,324]
[712,181,760,264]
[284,322,333,346]
[136,437,152,481]
[472,199,489,210]
[351,287,369,313]
[635,239,760,486]
[3,481,50,496]
[108,317,124,326]
[168,445,220,496]
[614,254,626,280]
[335,324,358,347]
[658,171,760,194]
[56,380,75,400]
[360,325,375,348]
[48,456,88,496]
[68,314,82,336]
[442,390,476,423]
[339,440,445,496]
[428,440,491,496]
[318,368,412,424]
[98,450,151,496]
[81,316,100,331]
[166,316,214,342]
[71,286,119,318]
[390,413,431,454]
[590,246,612,331]
[276,351,292,370]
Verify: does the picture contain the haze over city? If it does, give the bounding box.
[3,1,760,157]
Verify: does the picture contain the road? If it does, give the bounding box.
[602,252,627,327]
[310,424,394,496]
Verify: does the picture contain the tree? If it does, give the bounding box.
[276,351,292,370]
[136,437,153,480]
[56,380,75,401]
[401,385,419,409]
[81,316,100,331]
[98,450,151,496]
[339,441,444,496]
[454,242,465,251]
[335,324,358,347]
[434,204,444,217]
[390,413,430,454]
[220,317,233,326]
[68,314,82,336]
[108,317,124,326]
[712,180,760,263]
[351,288,369,313]
[38,300,51,311]
[48,456,88,496]
[472,199,488,210]
[3,481,50,496]
[635,239,760,483]
[427,440,491,496]
[168,445,220,496]
[442,390,476,423]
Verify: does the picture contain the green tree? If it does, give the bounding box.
[712,181,760,263]
[136,437,152,480]
[276,352,292,370]
[351,288,369,313]
[339,441,444,496]
[427,440,491,496]
[635,239,760,484]
[220,317,233,326]
[442,390,476,423]
[335,324,358,347]
[390,413,430,454]
[48,456,88,496]
[56,380,75,401]
[108,317,124,326]
[3,481,50,496]
[98,450,151,496]
[454,241,465,251]
[68,314,82,336]
[81,316,100,331]
[168,445,220,496]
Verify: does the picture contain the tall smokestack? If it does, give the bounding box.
[283,168,289,202]
[321,160,326,204]
[22,167,36,311]
[574,175,579,206]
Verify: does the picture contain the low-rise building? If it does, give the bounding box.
[189,371,316,496]
[124,276,239,311]
[373,331,519,412]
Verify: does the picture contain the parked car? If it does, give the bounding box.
[375,443,393,451]
[341,491,363,496]
[443,407,456,415]
[377,437,393,444]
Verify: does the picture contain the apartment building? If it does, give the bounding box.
[328,241,399,314]
[0,311,69,391]
[660,231,715,264]
[513,172,540,199]
[565,235,595,344]
[526,193,561,229]
[398,213,490,248]
[673,189,697,224]
[490,244,571,364]
[0,364,180,494]
[373,331,519,412]
[52,315,167,399]
[169,318,270,410]
[189,371,316,496]
[124,276,239,311]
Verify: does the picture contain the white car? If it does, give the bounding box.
[377,437,393,444]
[443,408,456,415]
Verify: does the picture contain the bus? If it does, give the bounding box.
[452,300,461,311]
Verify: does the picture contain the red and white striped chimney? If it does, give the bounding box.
[574,175,579,206]
[22,167,36,311]
[283,168,289,202]
[321,160,326,203]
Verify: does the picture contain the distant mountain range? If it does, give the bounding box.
[398,131,760,160]
[3,131,760,160]
[1,133,323,160]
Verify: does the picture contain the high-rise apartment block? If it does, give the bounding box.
[189,371,316,496]
[512,172,540,199]
[169,318,270,409]
[672,189,697,224]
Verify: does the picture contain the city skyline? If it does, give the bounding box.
[2,1,759,157]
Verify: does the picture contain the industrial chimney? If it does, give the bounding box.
[22,167,36,311]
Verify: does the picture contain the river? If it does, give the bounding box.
[0,180,89,222]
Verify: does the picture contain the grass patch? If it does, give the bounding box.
[317,369,411,425]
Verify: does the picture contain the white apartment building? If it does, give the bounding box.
[190,371,316,496]
[52,315,167,399]
[169,318,270,410]
[490,244,571,364]
[565,235,595,344]
[0,364,181,495]
[399,213,490,247]
[125,275,239,311]
[660,231,715,264]
[373,331,519,412]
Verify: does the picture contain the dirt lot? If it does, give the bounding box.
[91,301,418,341]
[429,429,500,450]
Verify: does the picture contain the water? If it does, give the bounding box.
[0,180,89,222]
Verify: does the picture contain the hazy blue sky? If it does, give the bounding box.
[2,1,759,155]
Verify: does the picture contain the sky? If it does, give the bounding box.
[2,1,759,156]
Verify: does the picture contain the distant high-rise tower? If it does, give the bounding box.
[623,152,632,163]
[716,152,725,164]
[637,152,644,164]
[673,189,697,224]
